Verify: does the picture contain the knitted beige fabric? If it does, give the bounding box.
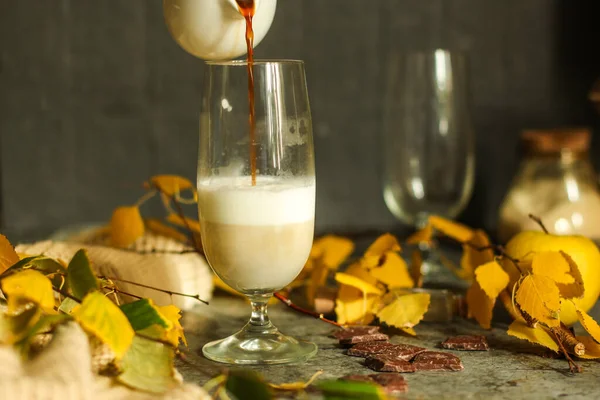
[0,323,210,400]
[16,236,213,311]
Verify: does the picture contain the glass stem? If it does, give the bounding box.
[247,293,274,333]
[415,213,430,231]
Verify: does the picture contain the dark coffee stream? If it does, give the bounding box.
[235,0,257,186]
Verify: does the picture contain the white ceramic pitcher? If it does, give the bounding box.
[163,0,277,60]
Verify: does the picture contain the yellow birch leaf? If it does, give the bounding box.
[1,270,55,313]
[343,262,380,288]
[429,215,473,243]
[400,327,417,336]
[149,175,193,197]
[576,307,600,343]
[306,261,329,305]
[466,281,494,329]
[166,214,201,234]
[145,219,188,243]
[369,252,414,289]
[507,320,559,352]
[556,251,584,299]
[515,275,561,327]
[269,370,323,391]
[475,260,510,300]
[157,304,187,347]
[376,293,430,329]
[459,230,494,280]
[575,336,600,359]
[312,235,354,269]
[365,233,401,257]
[110,206,145,248]
[410,250,423,288]
[335,273,383,296]
[73,291,134,358]
[334,285,377,325]
[0,234,19,274]
[531,251,574,284]
[362,233,401,268]
[406,224,433,246]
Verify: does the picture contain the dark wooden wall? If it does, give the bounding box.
[1,0,600,238]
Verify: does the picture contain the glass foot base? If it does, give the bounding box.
[202,325,318,365]
[421,258,468,291]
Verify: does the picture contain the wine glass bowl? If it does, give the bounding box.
[197,60,317,364]
[382,50,475,287]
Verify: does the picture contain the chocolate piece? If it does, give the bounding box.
[412,351,464,371]
[347,341,395,357]
[441,335,489,351]
[370,373,408,393]
[348,342,426,360]
[332,326,379,340]
[341,374,408,394]
[365,355,416,373]
[339,333,389,345]
[385,343,427,361]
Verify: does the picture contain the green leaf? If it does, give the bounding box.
[226,370,272,400]
[120,299,172,331]
[316,380,384,400]
[117,335,177,394]
[73,291,134,358]
[58,297,79,314]
[67,250,99,300]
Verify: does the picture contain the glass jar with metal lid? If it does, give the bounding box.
[498,128,600,244]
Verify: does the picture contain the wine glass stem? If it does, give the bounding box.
[415,213,430,230]
[247,293,274,332]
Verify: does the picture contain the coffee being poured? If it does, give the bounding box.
[235,0,258,186]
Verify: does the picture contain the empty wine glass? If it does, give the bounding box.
[382,49,475,288]
[197,60,317,364]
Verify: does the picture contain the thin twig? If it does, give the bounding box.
[528,214,549,234]
[97,245,197,255]
[551,328,582,373]
[462,241,524,275]
[274,292,342,327]
[103,286,144,300]
[552,324,585,357]
[100,276,208,305]
[52,286,81,303]
[154,184,204,255]
[135,190,157,207]
[53,281,176,347]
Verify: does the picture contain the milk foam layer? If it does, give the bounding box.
[198,177,315,226]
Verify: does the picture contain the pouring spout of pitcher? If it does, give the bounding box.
[226,0,261,17]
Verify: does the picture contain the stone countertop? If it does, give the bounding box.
[177,295,600,400]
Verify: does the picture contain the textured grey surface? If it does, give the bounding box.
[178,296,600,399]
[1,1,600,236]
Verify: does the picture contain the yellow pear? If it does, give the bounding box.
[503,231,600,325]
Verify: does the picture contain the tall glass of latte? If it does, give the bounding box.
[198,60,317,364]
